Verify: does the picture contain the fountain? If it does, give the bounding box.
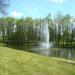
[32,21,75,58]
[32,20,51,56]
[40,22,50,49]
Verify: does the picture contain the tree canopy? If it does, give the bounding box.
[0,0,9,15]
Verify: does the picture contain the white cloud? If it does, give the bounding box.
[51,0,65,4]
[11,11,23,17]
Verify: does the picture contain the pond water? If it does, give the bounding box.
[31,47,75,60]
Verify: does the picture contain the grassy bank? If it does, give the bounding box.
[0,46,75,75]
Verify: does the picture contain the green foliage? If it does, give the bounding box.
[0,0,10,15]
[0,13,75,48]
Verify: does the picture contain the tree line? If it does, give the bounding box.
[0,13,75,49]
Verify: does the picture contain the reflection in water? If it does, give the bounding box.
[32,48,75,59]
[68,50,72,59]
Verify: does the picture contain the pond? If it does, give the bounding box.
[30,47,75,60]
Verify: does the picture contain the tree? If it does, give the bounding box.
[25,17,34,46]
[5,17,15,46]
[0,0,10,43]
[61,14,71,46]
[0,0,9,15]
[0,17,6,43]
[56,12,63,45]
[15,18,25,46]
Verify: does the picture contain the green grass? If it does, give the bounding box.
[0,46,75,75]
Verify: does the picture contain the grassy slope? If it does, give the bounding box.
[0,46,75,75]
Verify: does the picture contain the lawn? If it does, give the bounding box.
[0,46,75,75]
